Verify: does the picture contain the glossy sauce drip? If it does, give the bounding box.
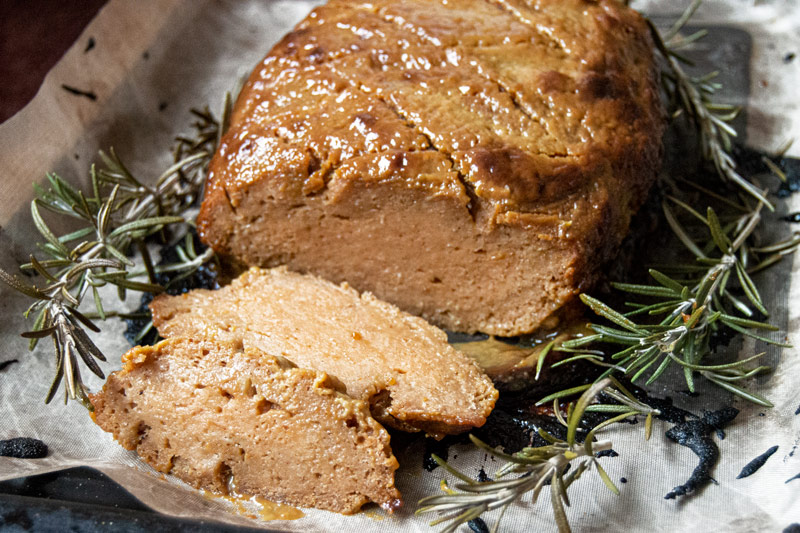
[253,496,305,521]
[203,483,304,522]
[362,509,387,522]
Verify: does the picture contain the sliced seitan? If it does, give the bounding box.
[90,337,401,514]
[197,0,665,336]
[150,266,498,436]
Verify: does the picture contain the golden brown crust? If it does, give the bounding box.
[91,337,401,514]
[198,0,665,335]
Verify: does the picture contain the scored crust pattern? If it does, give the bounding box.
[198,0,665,335]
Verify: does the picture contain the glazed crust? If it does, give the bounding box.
[198,0,665,335]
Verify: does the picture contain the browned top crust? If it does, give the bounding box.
[196,0,665,336]
[199,0,663,235]
[90,337,401,514]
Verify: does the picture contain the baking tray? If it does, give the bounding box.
[0,19,764,533]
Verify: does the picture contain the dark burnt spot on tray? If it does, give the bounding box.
[664,407,739,500]
[159,101,168,112]
[422,436,453,472]
[0,437,48,459]
[736,445,778,479]
[468,517,490,533]
[61,84,97,101]
[732,144,800,198]
[619,385,744,500]
[596,449,619,458]
[142,51,150,60]
[421,373,744,505]
[472,404,565,452]
[784,52,796,63]
[0,359,19,372]
[84,37,95,53]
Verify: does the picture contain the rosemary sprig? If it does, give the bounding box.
[0,106,225,406]
[648,0,770,208]
[562,1,799,406]
[418,378,653,533]
[569,193,797,406]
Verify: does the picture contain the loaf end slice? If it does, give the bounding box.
[90,337,401,514]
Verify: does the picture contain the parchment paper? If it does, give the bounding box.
[0,1,798,531]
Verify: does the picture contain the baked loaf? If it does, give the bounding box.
[150,266,498,436]
[198,0,665,336]
[90,337,401,514]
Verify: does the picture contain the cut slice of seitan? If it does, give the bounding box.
[90,337,401,514]
[150,266,498,436]
[196,0,666,336]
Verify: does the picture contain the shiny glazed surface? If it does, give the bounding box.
[198,0,665,335]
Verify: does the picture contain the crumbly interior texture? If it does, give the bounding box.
[197,0,665,336]
[150,267,498,436]
[90,337,401,514]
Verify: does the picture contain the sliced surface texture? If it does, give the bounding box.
[198,0,665,336]
[90,337,401,514]
[150,267,498,436]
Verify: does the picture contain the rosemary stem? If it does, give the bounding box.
[592,440,613,453]
[44,244,105,301]
[731,208,763,251]
[126,247,215,279]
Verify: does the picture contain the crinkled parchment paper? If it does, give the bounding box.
[0,1,798,531]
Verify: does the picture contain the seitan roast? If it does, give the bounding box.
[91,337,401,514]
[197,0,666,336]
[150,266,498,436]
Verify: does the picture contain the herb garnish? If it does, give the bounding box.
[556,1,800,406]
[0,104,227,406]
[418,378,653,533]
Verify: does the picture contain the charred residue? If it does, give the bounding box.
[0,437,48,459]
[736,445,778,479]
[0,359,19,372]
[663,407,739,499]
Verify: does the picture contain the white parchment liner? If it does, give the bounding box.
[0,1,798,531]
